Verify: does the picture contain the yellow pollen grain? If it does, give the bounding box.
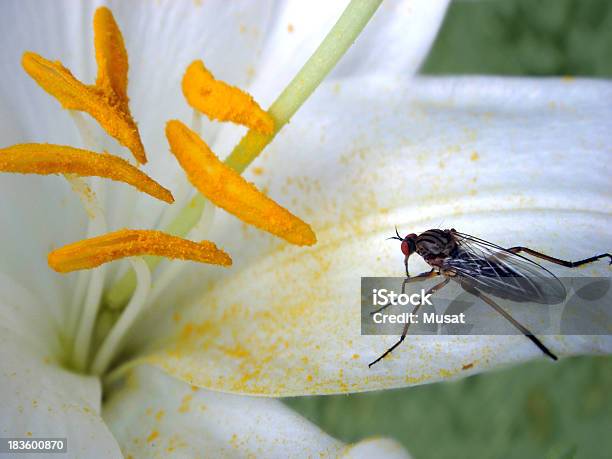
[166,120,316,246]
[0,143,173,203]
[146,430,159,443]
[182,60,274,134]
[48,229,232,273]
[178,394,193,413]
[22,8,146,164]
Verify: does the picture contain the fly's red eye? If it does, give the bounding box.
[401,240,410,256]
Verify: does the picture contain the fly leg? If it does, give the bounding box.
[507,247,611,268]
[370,270,439,315]
[462,283,558,361]
[369,277,450,367]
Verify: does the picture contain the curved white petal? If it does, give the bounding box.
[340,438,411,459]
[248,0,449,107]
[138,77,612,395]
[0,174,86,314]
[330,0,449,78]
[104,364,408,458]
[0,298,121,458]
[0,0,87,146]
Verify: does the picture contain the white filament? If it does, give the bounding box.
[67,111,112,371]
[90,258,151,375]
[148,199,216,306]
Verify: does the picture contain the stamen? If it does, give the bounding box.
[90,258,151,375]
[182,60,274,134]
[166,120,316,246]
[93,7,129,105]
[22,49,146,164]
[0,143,173,203]
[48,229,232,273]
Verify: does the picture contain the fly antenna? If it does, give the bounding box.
[387,226,403,241]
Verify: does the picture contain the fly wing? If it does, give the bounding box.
[442,232,566,304]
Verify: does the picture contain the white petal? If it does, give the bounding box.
[340,438,411,459]
[213,0,448,160]
[249,0,449,106]
[330,0,449,78]
[0,320,121,457]
[104,364,408,458]
[139,76,612,395]
[0,174,85,313]
[0,0,87,146]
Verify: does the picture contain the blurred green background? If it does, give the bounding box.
[284,1,612,458]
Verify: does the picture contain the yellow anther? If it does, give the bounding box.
[94,7,129,103]
[0,143,173,203]
[166,120,316,246]
[182,60,274,134]
[22,8,146,164]
[48,229,232,273]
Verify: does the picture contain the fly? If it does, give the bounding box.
[369,228,611,367]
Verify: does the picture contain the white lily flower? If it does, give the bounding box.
[147,75,611,395]
[0,0,450,457]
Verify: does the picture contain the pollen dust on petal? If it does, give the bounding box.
[166,120,316,246]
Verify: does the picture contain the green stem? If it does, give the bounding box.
[104,0,383,309]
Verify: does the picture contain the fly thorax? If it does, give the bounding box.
[416,229,456,258]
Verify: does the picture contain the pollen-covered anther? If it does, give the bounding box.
[0,143,173,203]
[48,229,232,273]
[21,7,146,164]
[166,120,316,246]
[182,60,275,135]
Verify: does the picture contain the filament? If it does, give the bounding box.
[90,258,151,375]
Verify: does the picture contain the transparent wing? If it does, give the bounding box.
[442,232,566,304]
